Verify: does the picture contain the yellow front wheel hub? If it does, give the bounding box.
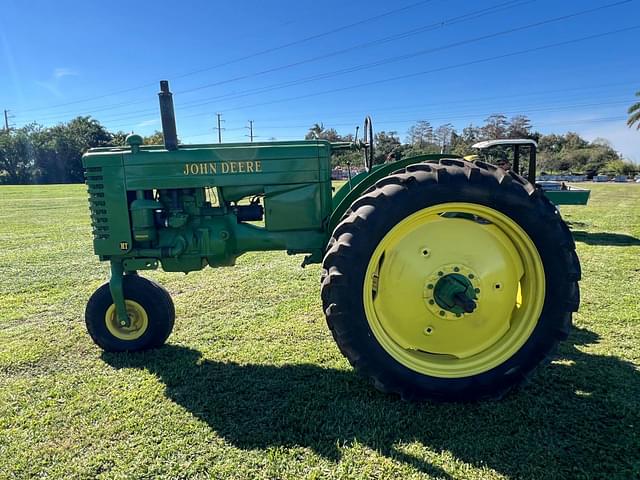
[105,300,149,341]
[363,202,545,378]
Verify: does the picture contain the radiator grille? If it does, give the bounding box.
[85,167,110,240]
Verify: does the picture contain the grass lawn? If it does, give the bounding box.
[0,182,638,479]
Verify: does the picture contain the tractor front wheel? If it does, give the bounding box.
[322,159,580,401]
[85,275,175,352]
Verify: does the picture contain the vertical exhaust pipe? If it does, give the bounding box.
[158,80,178,151]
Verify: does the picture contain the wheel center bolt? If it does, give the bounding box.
[433,272,478,315]
[424,265,480,319]
[453,292,477,313]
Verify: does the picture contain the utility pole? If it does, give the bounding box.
[3,110,9,131]
[214,113,225,143]
[245,120,254,142]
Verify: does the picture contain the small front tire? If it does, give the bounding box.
[85,275,175,352]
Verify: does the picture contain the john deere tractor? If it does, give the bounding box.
[83,81,580,401]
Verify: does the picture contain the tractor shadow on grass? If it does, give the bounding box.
[103,327,639,479]
[572,230,640,246]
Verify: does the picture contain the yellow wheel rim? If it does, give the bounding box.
[363,202,545,378]
[105,300,149,341]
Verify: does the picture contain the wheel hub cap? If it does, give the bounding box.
[105,300,149,341]
[363,202,546,378]
[433,273,477,314]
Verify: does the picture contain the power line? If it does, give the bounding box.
[180,114,630,142]
[221,98,632,131]
[23,0,531,123]
[107,88,635,133]
[176,0,534,95]
[370,98,634,125]
[158,94,639,141]
[174,0,634,113]
[167,0,438,81]
[538,115,627,127]
[23,12,638,131]
[104,78,636,132]
[204,25,640,116]
[16,0,436,114]
[180,99,632,140]
[28,63,637,128]
[376,99,634,125]
[96,5,640,127]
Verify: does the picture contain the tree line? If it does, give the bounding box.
[0,118,163,184]
[0,113,637,185]
[308,113,637,176]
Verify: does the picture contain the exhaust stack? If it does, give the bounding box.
[158,80,178,151]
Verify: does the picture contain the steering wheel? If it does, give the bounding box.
[363,116,374,172]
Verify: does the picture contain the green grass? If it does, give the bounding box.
[0,183,638,479]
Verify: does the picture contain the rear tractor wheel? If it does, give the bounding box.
[322,159,580,401]
[85,275,175,352]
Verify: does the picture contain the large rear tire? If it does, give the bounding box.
[321,159,580,401]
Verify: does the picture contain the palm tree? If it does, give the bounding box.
[628,91,640,130]
[305,122,325,139]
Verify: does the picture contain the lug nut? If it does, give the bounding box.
[453,266,460,272]
[439,310,445,316]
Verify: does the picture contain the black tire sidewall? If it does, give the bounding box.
[324,163,577,401]
[85,276,175,352]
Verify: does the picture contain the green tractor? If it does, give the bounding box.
[83,81,580,401]
[470,139,591,206]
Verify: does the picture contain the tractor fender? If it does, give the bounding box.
[328,154,459,233]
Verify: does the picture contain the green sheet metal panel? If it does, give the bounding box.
[83,154,133,257]
[544,189,591,206]
[121,141,331,190]
[264,184,323,231]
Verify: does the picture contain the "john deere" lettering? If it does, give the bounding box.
[183,161,262,176]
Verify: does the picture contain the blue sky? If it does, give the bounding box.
[1,0,639,160]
